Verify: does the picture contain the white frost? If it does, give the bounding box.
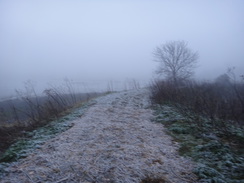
[1,89,197,183]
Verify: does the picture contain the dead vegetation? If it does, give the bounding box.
[150,74,244,182]
[0,80,101,158]
[141,178,167,183]
[0,89,198,183]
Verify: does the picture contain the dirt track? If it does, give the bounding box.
[1,89,197,183]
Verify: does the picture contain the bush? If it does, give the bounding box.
[0,81,101,157]
[150,79,244,130]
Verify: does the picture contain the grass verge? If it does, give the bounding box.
[0,100,96,178]
[153,105,244,183]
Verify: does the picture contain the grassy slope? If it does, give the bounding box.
[153,105,244,183]
[0,100,96,178]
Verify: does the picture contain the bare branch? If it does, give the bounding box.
[153,41,198,84]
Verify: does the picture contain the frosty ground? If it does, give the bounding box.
[0,88,197,183]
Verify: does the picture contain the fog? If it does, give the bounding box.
[1,0,244,98]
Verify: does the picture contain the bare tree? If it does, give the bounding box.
[153,41,198,84]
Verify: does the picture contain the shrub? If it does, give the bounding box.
[150,79,244,130]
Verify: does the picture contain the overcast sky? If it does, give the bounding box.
[0,0,244,97]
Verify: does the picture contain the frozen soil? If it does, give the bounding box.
[1,89,198,183]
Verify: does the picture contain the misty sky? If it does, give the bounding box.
[0,0,244,97]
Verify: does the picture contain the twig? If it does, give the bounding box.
[23,170,35,183]
[55,176,69,183]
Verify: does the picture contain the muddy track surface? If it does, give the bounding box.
[0,89,197,183]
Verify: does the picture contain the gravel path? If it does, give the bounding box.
[1,89,197,183]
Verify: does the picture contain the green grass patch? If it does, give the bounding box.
[154,105,244,183]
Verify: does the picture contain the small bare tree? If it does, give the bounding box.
[153,41,198,84]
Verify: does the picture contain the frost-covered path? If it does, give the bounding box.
[1,89,197,183]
